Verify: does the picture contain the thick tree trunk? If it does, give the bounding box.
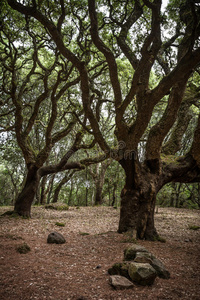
[118,158,159,240]
[118,187,158,240]
[14,165,40,217]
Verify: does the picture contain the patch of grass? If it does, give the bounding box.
[16,243,31,254]
[79,232,90,236]
[188,224,200,230]
[55,222,65,227]
[45,203,69,211]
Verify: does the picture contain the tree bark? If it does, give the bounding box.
[40,176,47,205]
[95,183,103,205]
[118,157,159,240]
[118,186,158,240]
[14,164,40,217]
[111,182,117,207]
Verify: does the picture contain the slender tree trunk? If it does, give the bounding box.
[14,165,40,217]
[111,182,117,207]
[85,167,88,206]
[52,184,61,203]
[47,174,55,204]
[76,186,79,206]
[95,182,103,205]
[40,176,47,205]
[68,181,73,206]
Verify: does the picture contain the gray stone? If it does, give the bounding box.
[47,232,66,244]
[134,252,153,264]
[151,256,170,279]
[128,262,157,286]
[124,244,149,261]
[109,275,134,290]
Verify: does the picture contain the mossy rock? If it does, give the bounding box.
[128,262,157,286]
[108,262,130,279]
[124,244,149,261]
[45,203,69,211]
[16,243,31,254]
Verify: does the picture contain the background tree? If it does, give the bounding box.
[0,4,88,216]
[5,0,200,240]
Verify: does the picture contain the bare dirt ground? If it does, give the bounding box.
[0,206,200,300]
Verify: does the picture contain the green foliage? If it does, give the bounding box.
[157,182,200,209]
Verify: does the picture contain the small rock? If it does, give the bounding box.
[109,275,134,290]
[184,238,192,243]
[47,232,66,244]
[96,265,101,269]
[128,262,157,286]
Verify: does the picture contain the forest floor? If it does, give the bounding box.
[0,206,200,300]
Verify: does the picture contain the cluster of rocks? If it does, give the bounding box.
[46,232,170,289]
[108,244,170,289]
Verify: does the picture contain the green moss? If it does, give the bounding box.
[188,225,200,230]
[16,243,31,254]
[161,154,180,165]
[55,222,65,227]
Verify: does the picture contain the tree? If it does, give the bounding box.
[0,3,90,216]
[88,160,111,205]
[5,0,200,239]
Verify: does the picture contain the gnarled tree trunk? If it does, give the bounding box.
[118,157,159,240]
[14,164,40,217]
